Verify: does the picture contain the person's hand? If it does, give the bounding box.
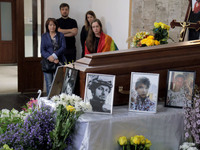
[47,55,54,62]
[54,59,59,64]
[58,27,62,32]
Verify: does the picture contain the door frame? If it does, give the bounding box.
[16,0,44,93]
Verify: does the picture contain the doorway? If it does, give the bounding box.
[0,0,44,94]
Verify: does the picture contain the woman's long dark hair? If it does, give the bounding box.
[45,18,58,33]
[85,10,96,31]
[86,19,103,53]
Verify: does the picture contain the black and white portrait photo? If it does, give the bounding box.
[84,73,115,114]
[61,67,78,95]
[129,72,159,113]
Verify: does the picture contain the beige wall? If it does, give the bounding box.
[131,0,189,43]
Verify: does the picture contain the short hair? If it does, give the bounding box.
[59,3,69,10]
[135,77,150,89]
[88,77,112,95]
[45,18,58,33]
[175,74,185,80]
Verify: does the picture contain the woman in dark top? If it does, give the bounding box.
[80,10,96,57]
[41,18,66,95]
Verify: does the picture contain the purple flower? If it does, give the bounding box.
[197,119,200,125]
[187,123,191,128]
[185,132,189,138]
[195,102,199,107]
[0,105,56,149]
[196,113,200,118]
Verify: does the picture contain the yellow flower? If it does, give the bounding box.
[146,39,154,46]
[154,22,160,28]
[154,40,160,45]
[133,135,141,145]
[66,105,75,112]
[145,138,152,148]
[147,35,154,40]
[118,136,127,146]
[141,38,147,45]
[138,135,146,144]
[160,23,165,29]
[130,137,134,145]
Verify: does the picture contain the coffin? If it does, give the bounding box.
[70,40,200,105]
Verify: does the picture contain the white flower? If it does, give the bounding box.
[180,142,196,150]
[85,102,92,111]
[59,93,67,101]
[74,102,81,111]
[51,95,60,102]
[20,110,24,115]
[1,109,10,118]
[11,108,19,115]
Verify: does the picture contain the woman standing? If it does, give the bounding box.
[41,18,66,95]
[85,19,118,55]
[80,11,96,57]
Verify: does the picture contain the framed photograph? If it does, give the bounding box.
[48,66,64,99]
[192,0,200,14]
[165,70,196,108]
[84,73,116,114]
[188,0,200,40]
[61,67,78,95]
[128,72,159,113]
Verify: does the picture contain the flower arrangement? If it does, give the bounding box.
[182,85,200,149]
[129,22,170,48]
[131,31,150,47]
[0,93,91,150]
[22,98,38,111]
[118,135,152,150]
[51,93,92,112]
[153,22,170,45]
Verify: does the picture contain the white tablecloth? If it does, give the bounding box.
[72,103,184,150]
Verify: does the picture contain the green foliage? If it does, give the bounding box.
[153,27,168,44]
[50,104,83,150]
[0,144,13,150]
[0,109,24,134]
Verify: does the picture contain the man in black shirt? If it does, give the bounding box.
[57,3,78,63]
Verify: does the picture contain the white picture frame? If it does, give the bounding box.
[84,73,116,114]
[128,72,159,113]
